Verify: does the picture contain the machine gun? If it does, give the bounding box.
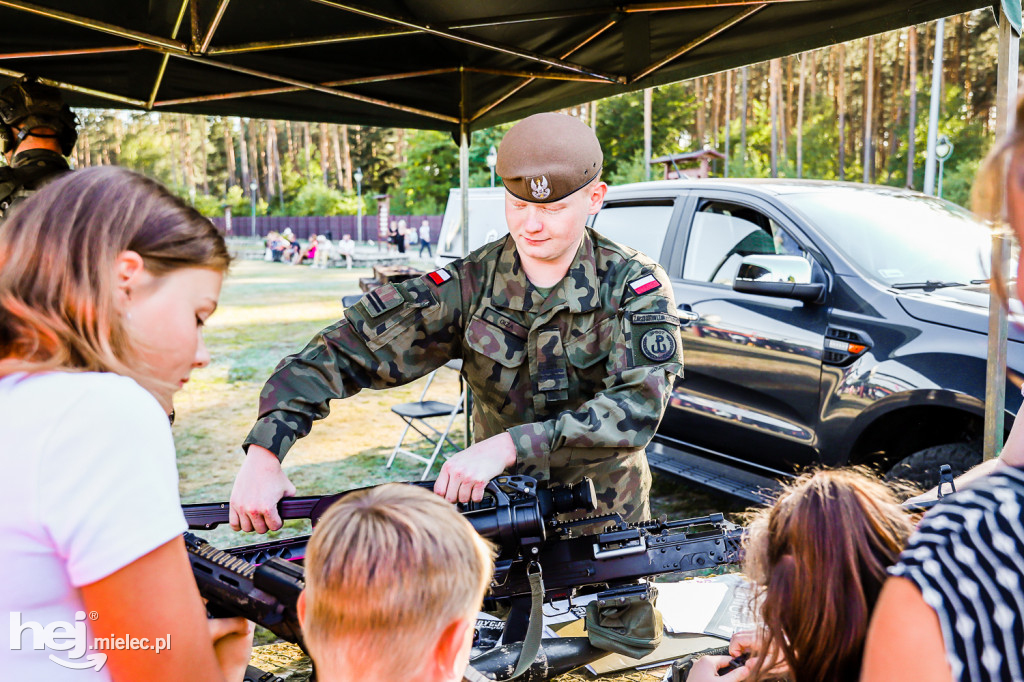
[184,532,305,649]
[182,477,743,681]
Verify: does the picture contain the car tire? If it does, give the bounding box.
[884,442,982,490]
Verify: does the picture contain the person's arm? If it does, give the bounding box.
[861,577,954,682]
[503,264,683,482]
[241,271,464,461]
[81,537,252,682]
[233,268,466,530]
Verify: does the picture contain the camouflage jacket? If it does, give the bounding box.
[0,149,70,219]
[243,228,684,522]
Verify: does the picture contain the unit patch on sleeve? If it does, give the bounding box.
[628,274,661,295]
[427,268,452,285]
[639,328,677,362]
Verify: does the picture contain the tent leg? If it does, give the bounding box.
[643,88,652,181]
[459,124,473,447]
[984,11,1020,461]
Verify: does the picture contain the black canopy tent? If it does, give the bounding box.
[1,0,1021,465]
[0,0,1000,134]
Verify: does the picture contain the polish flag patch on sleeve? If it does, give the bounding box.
[427,268,452,285]
[628,273,661,295]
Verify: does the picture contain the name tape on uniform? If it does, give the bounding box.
[628,274,661,296]
[631,312,680,326]
[427,269,452,285]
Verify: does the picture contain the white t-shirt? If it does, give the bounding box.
[419,224,431,243]
[0,372,187,680]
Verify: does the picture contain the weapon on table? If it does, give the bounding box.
[182,476,743,681]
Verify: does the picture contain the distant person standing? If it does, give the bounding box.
[396,219,408,254]
[387,220,399,254]
[418,219,433,259]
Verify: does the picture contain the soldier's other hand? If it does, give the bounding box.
[229,445,296,533]
[435,432,517,504]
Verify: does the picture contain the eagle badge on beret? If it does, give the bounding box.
[529,175,551,200]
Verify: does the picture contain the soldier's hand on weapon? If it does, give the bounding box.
[208,616,255,682]
[229,445,297,533]
[684,654,752,681]
[435,432,517,503]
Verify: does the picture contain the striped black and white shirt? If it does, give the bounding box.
[890,467,1024,682]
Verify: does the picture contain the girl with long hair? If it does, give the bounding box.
[687,468,915,681]
[0,166,251,681]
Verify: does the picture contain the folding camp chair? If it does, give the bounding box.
[385,359,466,480]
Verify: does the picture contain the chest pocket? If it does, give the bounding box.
[566,318,615,398]
[464,316,527,412]
[566,318,615,368]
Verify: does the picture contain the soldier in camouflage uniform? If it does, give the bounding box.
[231,113,683,533]
[0,78,77,220]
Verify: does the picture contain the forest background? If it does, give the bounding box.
[63,9,1002,220]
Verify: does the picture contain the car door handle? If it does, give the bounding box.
[677,304,700,326]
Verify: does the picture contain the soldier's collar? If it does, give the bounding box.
[491,231,600,314]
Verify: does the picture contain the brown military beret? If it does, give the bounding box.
[496,113,602,204]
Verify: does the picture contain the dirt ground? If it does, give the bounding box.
[180,259,758,680]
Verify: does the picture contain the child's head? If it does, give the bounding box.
[301,484,494,682]
[0,166,230,409]
[742,468,914,682]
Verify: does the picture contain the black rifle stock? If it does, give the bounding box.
[184,532,305,650]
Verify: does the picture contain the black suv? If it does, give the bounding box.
[588,179,1023,500]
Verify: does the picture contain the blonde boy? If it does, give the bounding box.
[298,484,494,682]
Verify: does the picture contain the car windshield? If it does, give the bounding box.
[784,188,1003,287]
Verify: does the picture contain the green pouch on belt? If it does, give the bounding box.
[584,584,663,659]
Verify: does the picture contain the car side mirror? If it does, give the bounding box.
[733,255,825,303]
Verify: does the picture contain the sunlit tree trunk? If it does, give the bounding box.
[238,118,250,190]
[224,119,237,190]
[837,44,847,180]
[770,58,781,177]
[906,26,918,189]
[797,53,806,178]
[863,36,875,183]
[319,122,330,184]
[303,122,312,178]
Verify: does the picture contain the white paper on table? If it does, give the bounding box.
[655,578,731,634]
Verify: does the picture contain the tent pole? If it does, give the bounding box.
[460,67,474,446]
[984,8,1020,461]
[923,18,945,196]
[644,88,652,181]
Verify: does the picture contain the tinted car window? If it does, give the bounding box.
[683,200,805,284]
[783,189,995,286]
[591,202,674,261]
